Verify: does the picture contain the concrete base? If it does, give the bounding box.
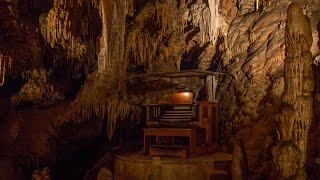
[114,151,231,180]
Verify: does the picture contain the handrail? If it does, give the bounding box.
[126,69,225,79]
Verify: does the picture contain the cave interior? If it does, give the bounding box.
[1,0,320,179]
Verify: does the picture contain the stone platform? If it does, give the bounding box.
[114,151,232,180]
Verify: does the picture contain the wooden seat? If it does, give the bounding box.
[144,128,201,158]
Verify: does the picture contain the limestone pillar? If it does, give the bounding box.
[273,2,314,179]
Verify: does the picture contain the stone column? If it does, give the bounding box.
[206,75,218,102]
[273,2,314,179]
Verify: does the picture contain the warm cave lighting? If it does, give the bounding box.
[182,92,192,97]
[171,92,193,104]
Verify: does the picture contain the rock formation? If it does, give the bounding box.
[97,167,113,180]
[232,137,248,180]
[216,0,320,176]
[0,0,319,179]
[273,2,314,179]
[43,0,101,78]
[271,141,304,179]
[10,68,64,106]
[56,0,131,141]
[32,167,51,180]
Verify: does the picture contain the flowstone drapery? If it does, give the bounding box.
[273,2,314,179]
[56,0,130,140]
[125,0,221,71]
[44,0,101,77]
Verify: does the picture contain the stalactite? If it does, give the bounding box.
[126,1,171,68]
[186,1,220,45]
[155,1,169,34]
[127,31,160,68]
[46,9,86,60]
[208,0,220,45]
[126,0,186,69]
[59,0,129,140]
[186,2,210,44]
[44,0,101,78]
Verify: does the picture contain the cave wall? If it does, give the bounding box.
[216,0,320,177]
[0,0,320,179]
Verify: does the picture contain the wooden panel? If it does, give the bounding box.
[211,104,218,144]
[144,128,195,137]
[149,147,188,158]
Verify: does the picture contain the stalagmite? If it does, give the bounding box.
[273,2,313,179]
[206,75,218,102]
[0,54,11,86]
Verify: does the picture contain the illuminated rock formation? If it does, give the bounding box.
[10,68,64,106]
[32,167,51,180]
[273,2,314,178]
[43,0,101,78]
[56,0,129,140]
[0,0,320,179]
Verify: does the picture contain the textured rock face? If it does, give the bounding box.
[232,138,248,180]
[272,141,302,179]
[11,68,64,106]
[97,167,112,180]
[218,5,286,135]
[216,0,320,175]
[217,3,287,174]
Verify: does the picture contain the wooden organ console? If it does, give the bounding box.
[144,101,219,158]
[131,70,222,158]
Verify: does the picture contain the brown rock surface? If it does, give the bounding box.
[217,4,287,172]
[217,0,320,176]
